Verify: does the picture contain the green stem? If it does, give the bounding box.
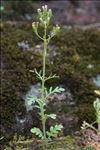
[98,123,100,132]
[41,24,47,140]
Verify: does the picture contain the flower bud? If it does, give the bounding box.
[42,6,45,9]
[32,22,39,32]
[32,22,35,28]
[44,5,48,9]
[37,5,52,26]
[56,24,60,30]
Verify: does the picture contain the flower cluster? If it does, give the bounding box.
[51,24,60,36]
[32,5,60,41]
[37,5,52,26]
[32,22,39,34]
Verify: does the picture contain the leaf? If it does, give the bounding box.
[48,114,56,119]
[0,136,4,140]
[35,98,46,108]
[93,98,100,110]
[54,87,65,93]
[30,127,43,139]
[93,98,100,123]
[30,68,43,81]
[54,124,63,131]
[26,95,36,103]
[58,87,65,92]
[45,74,59,82]
[34,69,43,81]
[34,105,40,109]
[94,90,100,96]
[48,86,65,96]
[49,87,53,93]
[45,88,48,97]
[47,124,63,139]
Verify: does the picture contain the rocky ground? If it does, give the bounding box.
[1,127,100,150]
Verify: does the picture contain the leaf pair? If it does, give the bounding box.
[31,124,63,140]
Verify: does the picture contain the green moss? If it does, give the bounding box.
[1,22,100,139]
[61,104,74,113]
[1,1,37,21]
[64,135,76,145]
[1,22,42,137]
[51,28,100,105]
[2,135,95,150]
[77,103,96,124]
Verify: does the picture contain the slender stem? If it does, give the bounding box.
[36,31,44,41]
[41,24,47,140]
[98,123,100,132]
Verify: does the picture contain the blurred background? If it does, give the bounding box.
[1,0,100,25]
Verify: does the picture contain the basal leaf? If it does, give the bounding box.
[30,127,43,139]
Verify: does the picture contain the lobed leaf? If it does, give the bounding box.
[48,86,65,95]
[30,127,43,139]
[47,114,56,119]
[47,124,63,139]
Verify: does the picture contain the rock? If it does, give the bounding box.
[18,40,30,50]
[58,113,79,135]
[48,88,76,106]
[93,74,100,87]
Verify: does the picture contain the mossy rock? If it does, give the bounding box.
[77,103,96,124]
[1,21,100,139]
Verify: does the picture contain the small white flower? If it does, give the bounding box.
[47,17,50,21]
[40,18,42,21]
[51,32,55,36]
[49,9,51,12]
[42,6,45,9]
[42,5,48,10]
[56,24,60,29]
[37,8,41,12]
[44,5,48,9]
